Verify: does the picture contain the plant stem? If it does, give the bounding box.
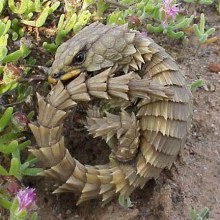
[105,0,129,9]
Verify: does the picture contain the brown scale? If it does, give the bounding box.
[29,23,192,205]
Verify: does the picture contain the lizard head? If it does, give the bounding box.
[48,22,149,84]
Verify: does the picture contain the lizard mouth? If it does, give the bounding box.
[48,69,81,84]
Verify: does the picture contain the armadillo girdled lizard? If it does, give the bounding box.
[29,23,192,205]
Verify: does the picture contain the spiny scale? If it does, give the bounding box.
[29,23,192,205]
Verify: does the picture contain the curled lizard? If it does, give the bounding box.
[29,23,192,205]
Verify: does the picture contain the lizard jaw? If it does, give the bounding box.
[48,68,81,84]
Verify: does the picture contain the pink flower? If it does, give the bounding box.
[16,187,36,211]
[160,0,180,27]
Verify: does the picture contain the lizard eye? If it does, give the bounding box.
[72,51,85,65]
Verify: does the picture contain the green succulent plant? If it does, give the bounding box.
[0,107,42,180]
[193,13,215,43]
[21,1,60,27]
[190,207,210,220]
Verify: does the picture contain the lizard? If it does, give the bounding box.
[29,22,192,205]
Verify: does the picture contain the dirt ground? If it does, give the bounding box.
[1,6,220,220]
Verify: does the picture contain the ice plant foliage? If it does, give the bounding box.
[160,0,180,26]
[17,187,36,211]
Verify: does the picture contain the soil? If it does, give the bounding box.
[1,5,220,220]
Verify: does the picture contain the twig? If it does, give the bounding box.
[20,65,49,74]
[195,44,201,57]
[18,75,47,83]
[105,0,129,9]
[3,100,26,107]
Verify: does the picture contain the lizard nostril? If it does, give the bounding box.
[52,71,64,79]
